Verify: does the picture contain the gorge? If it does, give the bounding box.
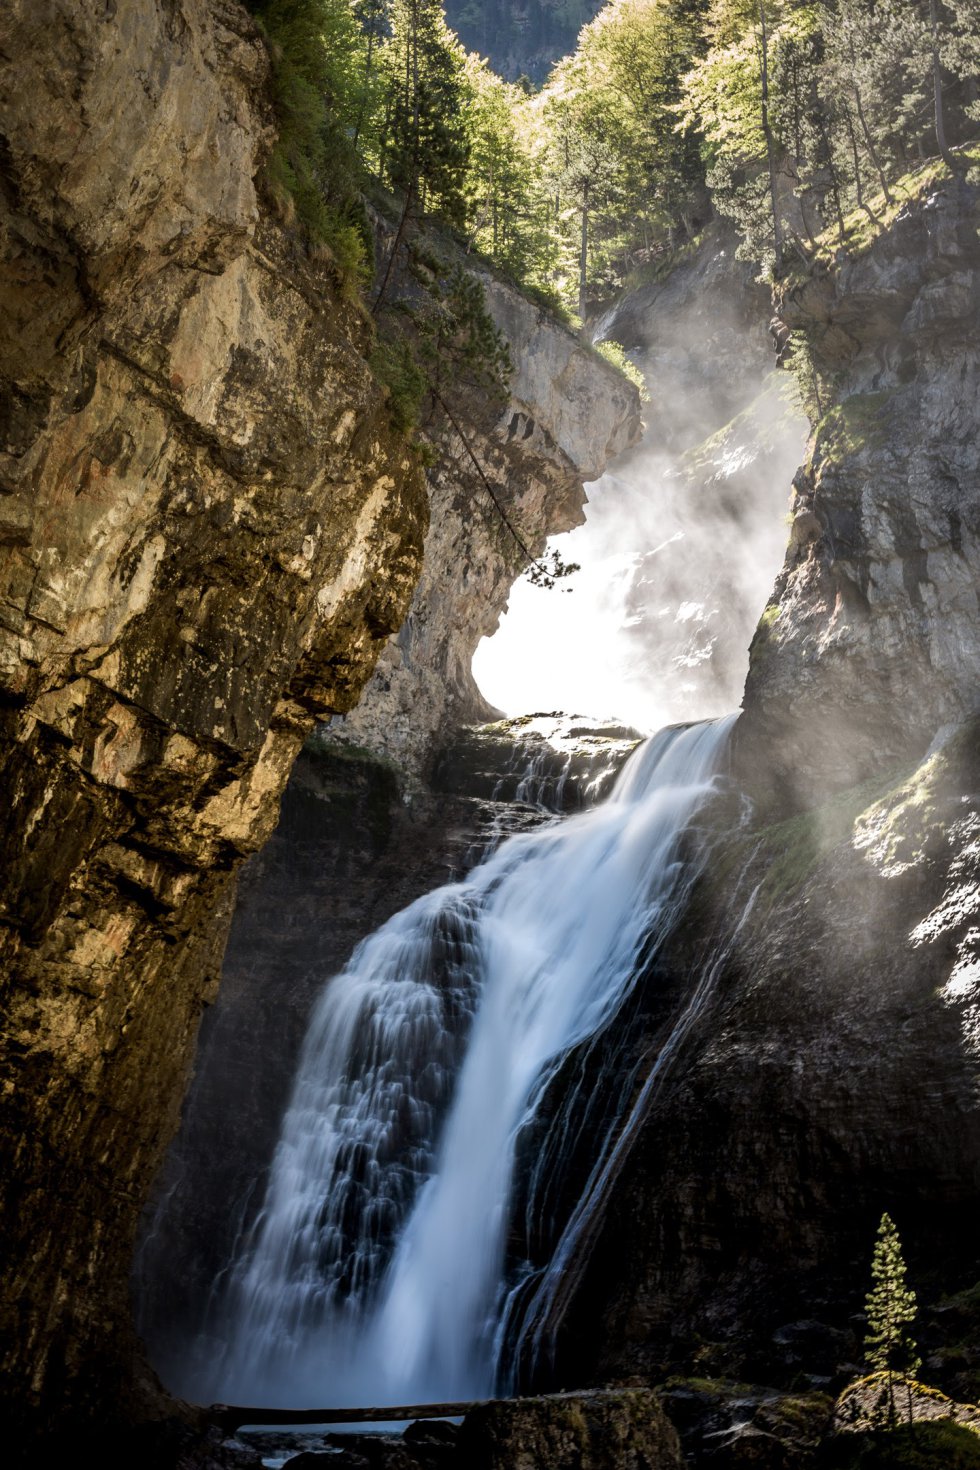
[2,3,980,1469]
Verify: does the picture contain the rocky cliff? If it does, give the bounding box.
[0,0,640,1445]
[739,177,980,808]
[336,269,641,772]
[536,178,980,1429]
[0,0,430,1441]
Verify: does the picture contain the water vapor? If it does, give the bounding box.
[474,272,808,731]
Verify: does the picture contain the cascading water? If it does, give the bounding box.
[188,714,736,1410]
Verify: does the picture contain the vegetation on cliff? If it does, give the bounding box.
[245,0,979,337]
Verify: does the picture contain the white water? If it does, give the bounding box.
[193,715,735,1409]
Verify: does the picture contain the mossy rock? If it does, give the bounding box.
[819,1420,980,1468]
[458,1389,683,1470]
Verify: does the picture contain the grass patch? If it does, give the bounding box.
[815,391,892,463]
[754,763,916,903]
[592,338,647,396]
[804,142,980,269]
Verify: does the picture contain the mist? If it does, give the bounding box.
[474,262,809,733]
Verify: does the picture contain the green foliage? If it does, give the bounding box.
[462,54,555,283]
[246,0,375,285]
[534,0,709,313]
[679,0,980,277]
[369,332,430,431]
[864,1213,921,1427]
[819,1420,980,1469]
[379,0,473,227]
[593,338,648,395]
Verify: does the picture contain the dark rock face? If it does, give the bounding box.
[525,185,980,1411]
[544,721,980,1404]
[233,1392,679,1470]
[443,0,605,86]
[660,1382,832,1468]
[0,0,427,1441]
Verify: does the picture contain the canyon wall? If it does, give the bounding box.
[0,0,431,1439]
[542,178,980,1412]
[336,270,641,772]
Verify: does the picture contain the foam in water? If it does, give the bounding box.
[186,715,735,1408]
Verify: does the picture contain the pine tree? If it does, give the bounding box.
[864,1211,921,1428]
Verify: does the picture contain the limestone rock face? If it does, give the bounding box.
[0,0,427,1437]
[739,180,980,808]
[333,276,642,773]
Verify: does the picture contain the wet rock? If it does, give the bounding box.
[542,717,980,1401]
[432,714,643,810]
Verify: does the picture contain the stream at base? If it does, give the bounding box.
[184,715,737,1409]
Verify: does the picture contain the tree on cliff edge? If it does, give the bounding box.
[864,1211,921,1427]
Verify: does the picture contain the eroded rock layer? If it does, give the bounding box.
[0,0,427,1435]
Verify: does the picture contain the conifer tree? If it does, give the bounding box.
[864,1211,921,1427]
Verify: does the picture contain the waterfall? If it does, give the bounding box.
[190,714,736,1409]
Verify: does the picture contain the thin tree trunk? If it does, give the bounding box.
[352,25,377,155]
[758,0,785,274]
[930,0,964,175]
[853,82,894,204]
[372,175,415,314]
[845,103,880,228]
[578,177,590,327]
[818,115,848,244]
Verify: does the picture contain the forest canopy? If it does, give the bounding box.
[246,0,980,314]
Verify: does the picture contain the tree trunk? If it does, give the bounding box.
[845,103,880,229]
[758,1,785,275]
[578,177,590,328]
[930,0,964,175]
[852,80,894,205]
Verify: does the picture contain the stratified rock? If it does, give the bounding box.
[432,714,643,810]
[0,0,426,1442]
[457,1388,683,1470]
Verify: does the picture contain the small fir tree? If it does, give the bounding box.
[864,1211,922,1427]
